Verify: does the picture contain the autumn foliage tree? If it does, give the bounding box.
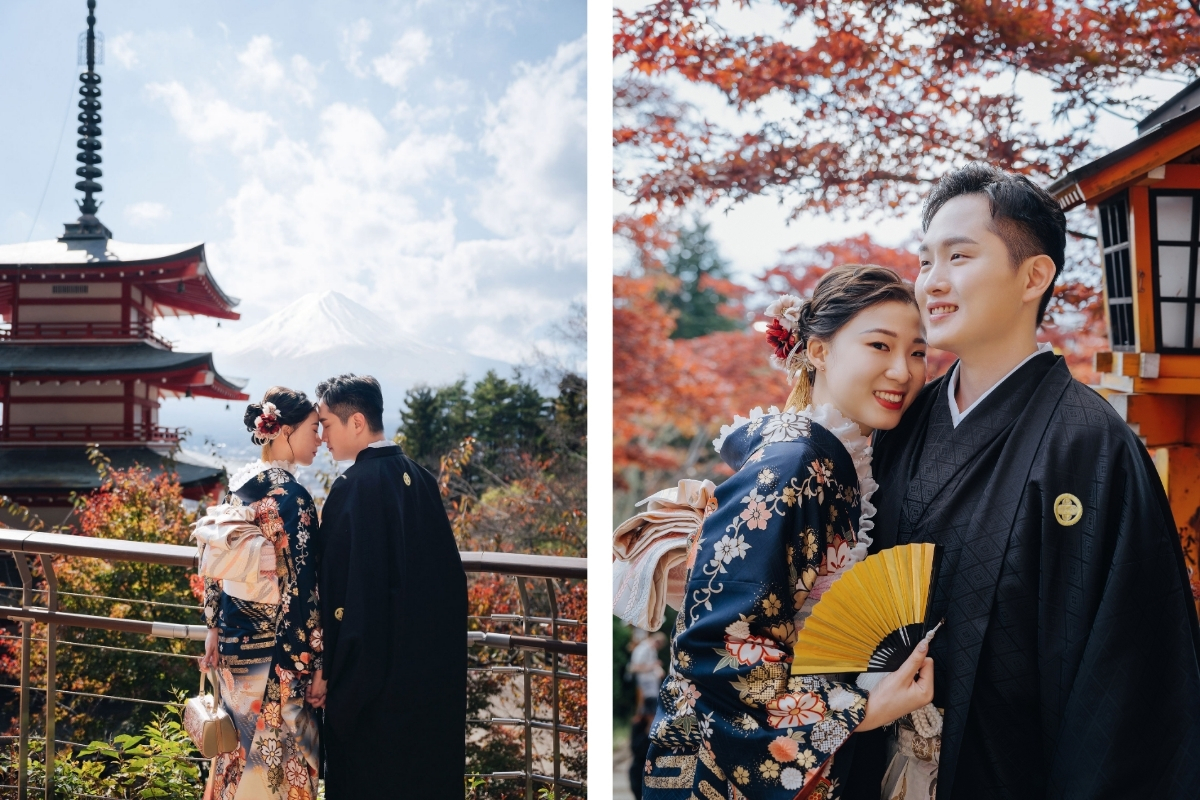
[615,0,1200,216]
[0,450,202,744]
[398,371,587,799]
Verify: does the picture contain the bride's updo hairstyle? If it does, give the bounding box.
[243,386,316,452]
[764,264,918,412]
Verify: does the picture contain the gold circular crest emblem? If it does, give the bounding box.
[1054,493,1082,526]
[403,472,412,486]
[334,607,344,621]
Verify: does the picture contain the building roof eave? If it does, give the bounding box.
[1048,103,1200,210]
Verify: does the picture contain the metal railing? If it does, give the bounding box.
[0,424,183,445]
[0,528,587,799]
[0,322,173,350]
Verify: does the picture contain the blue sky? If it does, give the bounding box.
[0,0,586,361]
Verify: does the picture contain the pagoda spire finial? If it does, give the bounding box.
[62,0,112,241]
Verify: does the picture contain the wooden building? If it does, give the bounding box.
[0,0,247,523]
[1049,76,1200,599]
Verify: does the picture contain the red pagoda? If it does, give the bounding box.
[0,0,247,522]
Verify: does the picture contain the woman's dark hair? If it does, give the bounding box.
[315,374,384,433]
[243,386,316,444]
[784,264,918,411]
[921,162,1066,322]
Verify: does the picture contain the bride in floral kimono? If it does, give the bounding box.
[199,387,324,800]
[638,265,936,800]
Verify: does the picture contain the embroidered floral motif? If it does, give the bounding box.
[285,757,308,787]
[739,493,772,530]
[761,412,809,444]
[760,594,782,617]
[723,632,787,667]
[781,767,806,790]
[676,679,701,712]
[810,719,850,753]
[713,534,751,564]
[732,663,789,705]
[769,735,799,762]
[766,692,827,729]
[825,538,853,572]
[258,737,283,767]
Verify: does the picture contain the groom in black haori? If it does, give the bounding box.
[847,164,1200,799]
[309,374,467,797]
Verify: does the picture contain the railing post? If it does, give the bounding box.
[516,579,534,800]
[13,554,33,800]
[546,578,560,800]
[41,554,57,798]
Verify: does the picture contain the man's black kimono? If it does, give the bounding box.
[317,444,467,798]
[847,352,1200,799]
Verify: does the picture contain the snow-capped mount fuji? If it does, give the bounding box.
[158,291,511,451]
[221,291,404,360]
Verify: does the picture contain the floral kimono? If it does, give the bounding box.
[203,460,323,800]
[644,405,878,800]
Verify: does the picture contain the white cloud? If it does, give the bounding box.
[236,35,317,107]
[476,35,586,238]
[372,30,432,88]
[339,19,372,78]
[147,81,275,151]
[146,29,583,365]
[108,32,138,68]
[124,202,171,225]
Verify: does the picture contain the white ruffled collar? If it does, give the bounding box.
[713,403,876,566]
[227,459,296,492]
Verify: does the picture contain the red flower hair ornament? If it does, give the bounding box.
[252,402,283,446]
[763,294,812,382]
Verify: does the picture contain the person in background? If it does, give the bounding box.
[628,630,667,799]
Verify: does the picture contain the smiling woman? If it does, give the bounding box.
[613,265,935,800]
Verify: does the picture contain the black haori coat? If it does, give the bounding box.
[844,352,1200,799]
[317,444,467,798]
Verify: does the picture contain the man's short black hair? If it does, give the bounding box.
[922,162,1067,322]
[316,373,385,433]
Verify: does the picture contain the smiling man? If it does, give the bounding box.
[850,164,1200,799]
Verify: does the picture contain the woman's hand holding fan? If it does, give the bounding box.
[856,632,935,731]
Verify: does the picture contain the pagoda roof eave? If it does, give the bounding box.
[0,446,225,494]
[0,344,214,376]
[1048,103,1200,210]
[0,240,240,318]
[0,345,249,399]
[0,239,206,269]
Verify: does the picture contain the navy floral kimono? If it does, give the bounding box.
[203,461,323,800]
[644,409,871,800]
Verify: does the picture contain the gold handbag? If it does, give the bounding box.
[183,670,238,758]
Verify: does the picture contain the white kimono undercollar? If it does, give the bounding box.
[228,459,296,492]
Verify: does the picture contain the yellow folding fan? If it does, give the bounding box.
[791,542,942,674]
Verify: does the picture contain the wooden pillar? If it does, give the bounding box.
[1155,446,1200,615]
